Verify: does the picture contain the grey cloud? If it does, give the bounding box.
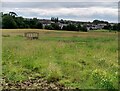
[2,2,118,9]
[2,2,118,23]
[12,8,117,23]
[2,0,119,2]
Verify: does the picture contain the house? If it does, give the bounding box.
[39,19,52,29]
[86,23,107,30]
[58,23,68,29]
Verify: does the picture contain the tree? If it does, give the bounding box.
[51,17,58,23]
[35,22,43,29]
[27,18,37,28]
[66,24,78,31]
[118,23,120,31]
[51,23,60,30]
[81,26,88,32]
[15,17,25,28]
[45,25,54,30]
[77,24,82,31]
[62,25,67,30]
[103,24,112,30]
[93,20,108,24]
[2,14,18,29]
[56,17,58,23]
[60,19,64,23]
[9,12,17,17]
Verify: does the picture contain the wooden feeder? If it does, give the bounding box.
[24,32,39,40]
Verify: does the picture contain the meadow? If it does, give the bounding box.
[2,29,118,89]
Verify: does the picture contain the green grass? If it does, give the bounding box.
[2,29,118,89]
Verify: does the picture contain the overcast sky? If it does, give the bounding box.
[1,0,119,2]
[1,0,120,23]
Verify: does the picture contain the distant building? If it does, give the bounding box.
[58,23,68,29]
[39,19,52,28]
[86,23,107,30]
[38,18,109,31]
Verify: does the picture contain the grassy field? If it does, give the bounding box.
[2,29,118,89]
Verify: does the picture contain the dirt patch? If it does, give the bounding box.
[1,76,71,90]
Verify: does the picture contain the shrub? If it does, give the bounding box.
[66,24,79,31]
[35,22,43,29]
[81,26,88,32]
[51,23,61,30]
[92,69,115,89]
[45,25,54,30]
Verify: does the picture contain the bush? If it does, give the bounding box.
[62,24,79,31]
[51,23,61,30]
[45,25,54,30]
[92,69,115,89]
[81,26,88,32]
[35,22,43,29]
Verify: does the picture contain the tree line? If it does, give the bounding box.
[1,12,43,29]
[1,12,120,31]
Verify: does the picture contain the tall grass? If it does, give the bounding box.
[2,30,118,89]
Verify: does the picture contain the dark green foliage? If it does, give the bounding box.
[29,18,38,28]
[77,24,88,32]
[45,25,54,30]
[62,24,87,32]
[60,19,64,23]
[9,12,17,17]
[35,22,43,29]
[2,12,119,32]
[118,23,120,31]
[112,24,119,31]
[51,23,60,30]
[80,26,88,32]
[51,17,58,23]
[62,26,67,30]
[93,20,108,24]
[103,24,112,30]
[15,17,25,28]
[65,24,79,31]
[1,12,88,31]
[45,23,60,30]
[2,12,40,29]
[80,26,87,32]
[77,24,82,31]
[112,24,118,30]
[103,23,120,32]
[2,14,18,29]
